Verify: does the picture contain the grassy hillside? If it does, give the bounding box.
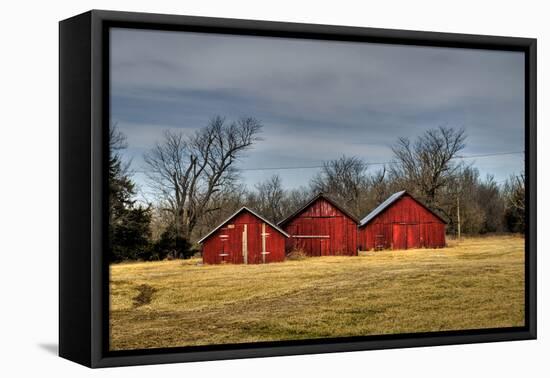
[110,235,525,351]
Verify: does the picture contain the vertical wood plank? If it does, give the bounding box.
[262,223,267,264]
[242,224,248,264]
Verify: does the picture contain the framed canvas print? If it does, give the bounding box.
[59,10,536,368]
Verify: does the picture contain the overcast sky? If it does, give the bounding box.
[110,27,525,198]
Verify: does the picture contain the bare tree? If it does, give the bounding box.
[196,185,247,237]
[503,171,525,233]
[144,116,262,241]
[366,167,391,203]
[110,124,127,151]
[475,174,505,233]
[248,175,286,222]
[506,172,525,213]
[390,126,466,216]
[280,187,313,220]
[447,167,485,235]
[310,155,369,217]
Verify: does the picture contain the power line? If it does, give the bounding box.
[453,151,524,159]
[239,151,524,172]
[130,150,524,173]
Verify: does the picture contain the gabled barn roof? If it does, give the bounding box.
[358,190,447,227]
[198,207,289,244]
[278,193,360,226]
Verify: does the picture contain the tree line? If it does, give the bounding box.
[109,117,525,262]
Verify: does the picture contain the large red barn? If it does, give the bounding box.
[198,207,289,264]
[278,193,359,256]
[358,191,446,251]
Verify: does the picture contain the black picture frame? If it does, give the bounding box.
[59,9,537,368]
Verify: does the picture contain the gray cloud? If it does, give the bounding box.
[110,27,525,191]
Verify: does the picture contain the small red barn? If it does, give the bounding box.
[358,191,446,251]
[278,193,359,256]
[198,207,289,264]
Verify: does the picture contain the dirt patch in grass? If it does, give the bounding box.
[132,284,157,307]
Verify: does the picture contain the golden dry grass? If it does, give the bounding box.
[110,235,525,351]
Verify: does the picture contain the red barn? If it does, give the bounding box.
[278,193,359,256]
[198,207,289,264]
[357,191,446,251]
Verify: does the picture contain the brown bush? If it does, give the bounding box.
[287,248,308,261]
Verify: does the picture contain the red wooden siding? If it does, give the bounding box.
[281,197,358,256]
[201,210,287,264]
[358,195,445,251]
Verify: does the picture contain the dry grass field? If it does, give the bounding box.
[110,235,525,351]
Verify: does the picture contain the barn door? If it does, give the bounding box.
[406,224,420,249]
[320,238,329,256]
[219,223,244,263]
[392,224,407,250]
[392,224,420,250]
[319,218,331,256]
